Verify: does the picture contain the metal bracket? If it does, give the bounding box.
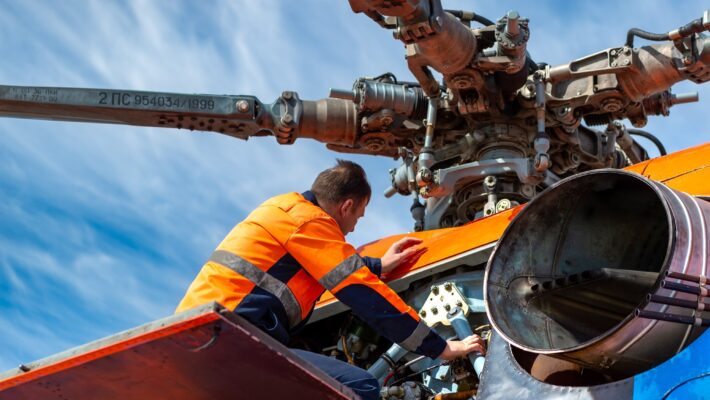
[418,282,470,326]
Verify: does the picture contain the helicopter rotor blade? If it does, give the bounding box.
[0,85,271,139]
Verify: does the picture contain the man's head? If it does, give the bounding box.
[311,159,371,235]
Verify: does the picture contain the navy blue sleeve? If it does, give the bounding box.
[361,256,382,277]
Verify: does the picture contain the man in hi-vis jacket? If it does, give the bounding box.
[177,160,484,399]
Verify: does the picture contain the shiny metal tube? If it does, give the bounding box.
[367,343,408,384]
[484,169,710,376]
[448,308,485,377]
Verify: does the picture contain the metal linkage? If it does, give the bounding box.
[532,72,550,172]
[416,96,439,191]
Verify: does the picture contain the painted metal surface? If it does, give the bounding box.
[634,326,710,399]
[0,303,357,400]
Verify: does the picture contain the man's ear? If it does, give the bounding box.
[339,198,354,216]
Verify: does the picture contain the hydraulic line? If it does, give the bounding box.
[627,129,667,156]
[443,9,495,27]
[625,28,670,47]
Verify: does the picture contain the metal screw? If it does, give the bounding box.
[623,59,630,66]
[611,61,618,67]
[282,91,293,100]
[281,114,293,124]
[456,300,463,307]
[444,282,453,291]
[431,307,438,315]
[236,100,250,113]
[444,304,451,311]
[432,286,439,295]
[420,310,427,317]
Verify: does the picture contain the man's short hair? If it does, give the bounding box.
[311,159,371,205]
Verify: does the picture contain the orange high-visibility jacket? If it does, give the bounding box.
[177,191,446,358]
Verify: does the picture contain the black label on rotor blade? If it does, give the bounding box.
[97,91,216,111]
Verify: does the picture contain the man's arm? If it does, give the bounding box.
[360,256,382,277]
[285,217,447,359]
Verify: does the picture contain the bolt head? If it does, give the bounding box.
[444,282,453,291]
[281,114,293,124]
[236,100,250,113]
[281,91,293,100]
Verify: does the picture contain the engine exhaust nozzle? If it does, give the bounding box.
[484,169,710,376]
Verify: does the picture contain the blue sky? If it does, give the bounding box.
[0,1,708,372]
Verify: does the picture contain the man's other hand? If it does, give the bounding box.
[439,335,486,360]
[380,237,427,275]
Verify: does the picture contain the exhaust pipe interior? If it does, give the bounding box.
[485,169,709,379]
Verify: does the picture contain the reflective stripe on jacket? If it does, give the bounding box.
[176,191,446,359]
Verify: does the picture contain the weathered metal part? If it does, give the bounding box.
[478,323,710,398]
[0,303,358,399]
[353,80,427,118]
[648,293,710,311]
[667,270,710,284]
[636,309,710,327]
[428,157,559,198]
[0,85,358,148]
[477,333,635,399]
[485,169,710,376]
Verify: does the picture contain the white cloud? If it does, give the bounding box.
[0,0,709,372]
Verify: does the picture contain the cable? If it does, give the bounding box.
[340,336,355,365]
[625,28,670,47]
[389,361,448,387]
[373,72,398,84]
[662,371,710,399]
[627,128,667,156]
[626,17,707,47]
[383,355,428,386]
[443,10,495,27]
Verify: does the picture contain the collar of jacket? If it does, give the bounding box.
[301,190,319,207]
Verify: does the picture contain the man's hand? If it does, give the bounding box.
[439,335,486,361]
[380,237,427,275]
